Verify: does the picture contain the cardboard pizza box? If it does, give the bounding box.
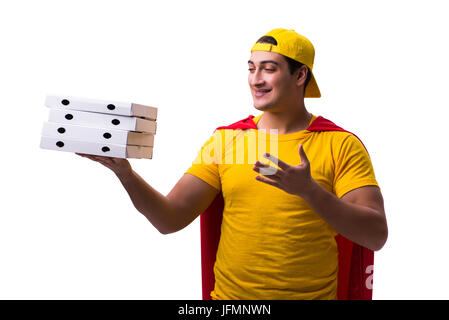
[48,109,157,134]
[45,95,158,121]
[40,136,153,159]
[41,121,155,147]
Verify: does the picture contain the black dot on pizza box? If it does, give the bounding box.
[102,146,110,152]
[65,114,73,120]
[111,119,120,125]
[57,127,66,134]
[56,141,64,147]
[61,99,70,106]
[103,132,112,139]
[107,104,116,110]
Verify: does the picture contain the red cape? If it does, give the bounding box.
[200,115,374,300]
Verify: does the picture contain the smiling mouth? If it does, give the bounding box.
[254,89,272,97]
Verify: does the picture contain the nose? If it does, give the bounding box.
[249,68,265,87]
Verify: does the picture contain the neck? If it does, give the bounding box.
[257,107,312,135]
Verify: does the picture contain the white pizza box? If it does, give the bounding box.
[48,109,157,134]
[45,95,157,120]
[41,121,154,147]
[40,136,153,159]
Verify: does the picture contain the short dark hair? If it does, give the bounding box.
[256,36,311,91]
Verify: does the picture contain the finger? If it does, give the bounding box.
[109,157,124,164]
[96,158,115,168]
[255,175,281,189]
[254,160,269,167]
[263,153,290,171]
[98,156,114,165]
[77,153,98,161]
[253,160,283,176]
[85,154,104,162]
[254,160,280,171]
[298,144,309,166]
[252,165,282,179]
[76,153,89,158]
[79,153,112,166]
[254,160,285,177]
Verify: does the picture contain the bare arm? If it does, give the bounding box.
[76,154,219,234]
[303,183,388,251]
[253,146,388,251]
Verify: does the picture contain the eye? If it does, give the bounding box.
[248,67,255,72]
[265,68,276,72]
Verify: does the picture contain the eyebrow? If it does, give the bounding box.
[248,60,279,66]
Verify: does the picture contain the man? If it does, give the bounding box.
[78,28,388,300]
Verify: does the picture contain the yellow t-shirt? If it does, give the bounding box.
[185,113,379,300]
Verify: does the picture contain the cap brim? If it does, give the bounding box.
[304,71,321,98]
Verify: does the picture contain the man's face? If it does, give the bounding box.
[248,51,298,112]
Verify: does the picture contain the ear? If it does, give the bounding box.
[295,66,308,87]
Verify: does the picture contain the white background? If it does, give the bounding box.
[0,0,447,299]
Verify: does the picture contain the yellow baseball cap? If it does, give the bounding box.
[251,28,321,98]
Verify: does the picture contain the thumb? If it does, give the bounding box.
[298,144,309,165]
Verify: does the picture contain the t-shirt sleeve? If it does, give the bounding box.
[333,133,379,198]
[185,131,221,191]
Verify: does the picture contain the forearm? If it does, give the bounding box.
[302,180,388,251]
[116,170,178,234]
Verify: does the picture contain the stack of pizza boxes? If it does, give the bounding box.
[40,96,157,159]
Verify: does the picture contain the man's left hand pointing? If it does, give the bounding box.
[252,144,315,198]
